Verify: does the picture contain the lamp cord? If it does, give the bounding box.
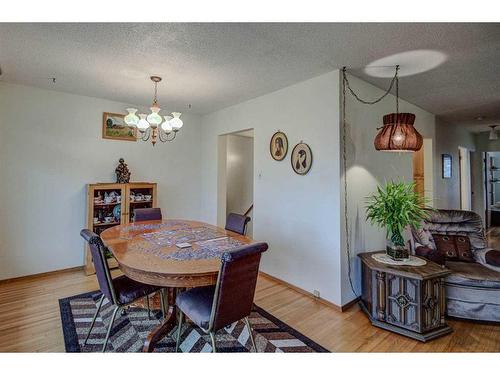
[341,70,358,299]
[341,66,400,299]
[343,66,399,105]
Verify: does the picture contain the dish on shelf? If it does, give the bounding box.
[113,204,121,221]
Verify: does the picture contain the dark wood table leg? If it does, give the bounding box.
[143,288,177,353]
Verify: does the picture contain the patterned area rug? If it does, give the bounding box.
[59,291,328,353]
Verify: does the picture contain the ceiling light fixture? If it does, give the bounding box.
[343,66,423,152]
[489,125,498,140]
[124,76,183,146]
[373,66,422,152]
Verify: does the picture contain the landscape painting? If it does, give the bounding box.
[102,112,137,141]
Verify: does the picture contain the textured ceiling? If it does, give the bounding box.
[1,23,499,127]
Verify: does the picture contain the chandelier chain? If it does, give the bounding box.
[395,65,399,114]
[153,81,158,105]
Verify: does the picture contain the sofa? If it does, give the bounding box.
[411,209,500,322]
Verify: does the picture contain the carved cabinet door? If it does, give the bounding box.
[385,274,421,332]
[421,278,445,332]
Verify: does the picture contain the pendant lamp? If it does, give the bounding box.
[373,66,423,152]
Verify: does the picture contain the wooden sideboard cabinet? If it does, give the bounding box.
[85,182,157,275]
[358,251,453,342]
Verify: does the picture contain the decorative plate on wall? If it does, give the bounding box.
[291,142,313,175]
[270,131,288,161]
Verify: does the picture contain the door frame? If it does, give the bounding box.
[458,146,472,210]
[216,128,255,228]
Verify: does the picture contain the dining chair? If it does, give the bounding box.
[134,207,162,222]
[225,213,251,235]
[175,242,268,352]
[80,229,163,352]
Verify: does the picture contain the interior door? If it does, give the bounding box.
[412,144,425,199]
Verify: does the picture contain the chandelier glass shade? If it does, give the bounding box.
[124,76,183,146]
[374,113,423,152]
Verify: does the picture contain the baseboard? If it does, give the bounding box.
[341,296,361,312]
[259,271,359,312]
[0,266,84,285]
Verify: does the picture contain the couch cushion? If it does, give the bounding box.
[176,285,216,330]
[445,261,500,289]
[422,209,487,251]
[433,234,474,262]
[485,250,500,267]
[411,227,436,250]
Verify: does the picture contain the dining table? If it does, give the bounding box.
[100,219,253,352]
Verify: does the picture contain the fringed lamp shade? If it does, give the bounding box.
[374,113,423,152]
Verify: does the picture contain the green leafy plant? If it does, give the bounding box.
[366,181,431,248]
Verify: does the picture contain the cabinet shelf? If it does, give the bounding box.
[93,221,120,227]
[94,201,121,207]
[85,182,157,275]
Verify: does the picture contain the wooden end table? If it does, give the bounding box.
[358,251,453,342]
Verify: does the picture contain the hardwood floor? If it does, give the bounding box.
[0,268,498,352]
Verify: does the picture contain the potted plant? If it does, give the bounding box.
[366,181,430,260]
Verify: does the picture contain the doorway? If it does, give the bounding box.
[217,129,254,236]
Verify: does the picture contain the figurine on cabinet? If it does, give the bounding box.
[115,158,131,183]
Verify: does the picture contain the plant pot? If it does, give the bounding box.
[386,242,409,261]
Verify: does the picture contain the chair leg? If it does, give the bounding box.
[102,305,120,352]
[160,289,166,319]
[175,310,184,352]
[244,317,257,353]
[145,295,151,319]
[209,332,217,353]
[84,294,104,345]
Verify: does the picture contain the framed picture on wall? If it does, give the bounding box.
[442,154,452,178]
[291,142,313,175]
[270,131,288,161]
[102,112,137,141]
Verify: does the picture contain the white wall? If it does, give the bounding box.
[434,119,476,210]
[201,71,342,305]
[340,74,436,304]
[0,82,202,280]
[225,134,254,236]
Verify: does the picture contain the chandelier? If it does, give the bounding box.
[124,76,183,146]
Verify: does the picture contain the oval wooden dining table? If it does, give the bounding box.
[100,219,253,352]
